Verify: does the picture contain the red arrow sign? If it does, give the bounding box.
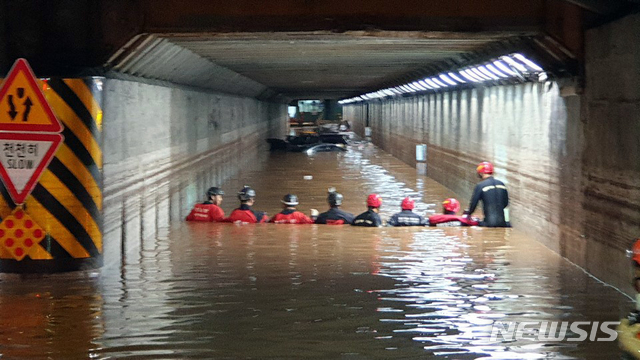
[0,132,63,204]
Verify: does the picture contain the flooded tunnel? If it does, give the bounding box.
[1,1,640,358]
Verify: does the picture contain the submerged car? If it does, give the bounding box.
[305,143,347,155]
[266,133,348,152]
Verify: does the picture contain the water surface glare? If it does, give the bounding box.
[0,144,632,359]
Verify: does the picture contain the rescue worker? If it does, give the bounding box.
[387,197,429,226]
[464,162,510,227]
[269,194,316,224]
[352,194,383,227]
[626,239,640,324]
[224,186,268,223]
[315,189,355,225]
[185,187,225,222]
[429,198,479,227]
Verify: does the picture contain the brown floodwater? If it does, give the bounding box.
[0,143,633,359]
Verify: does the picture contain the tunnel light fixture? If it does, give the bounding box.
[478,66,500,80]
[484,64,508,78]
[418,80,433,89]
[338,53,547,104]
[459,70,481,83]
[501,56,527,73]
[439,74,458,86]
[447,72,466,83]
[423,78,440,88]
[470,68,491,81]
[431,78,448,87]
[411,82,428,91]
[513,53,544,72]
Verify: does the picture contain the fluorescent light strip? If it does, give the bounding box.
[411,82,428,91]
[423,79,440,88]
[492,60,516,76]
[501,56,527,72]
[439,74,458,85]
[513,53,544,72]
[470,68,491,81]
[432,78,447,87]
[459,70,481,82]
[418,80,433,89]
[485,64,508,78]
[478,66,500,80]
[448,72,466,83]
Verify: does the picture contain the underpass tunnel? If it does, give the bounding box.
[0,1,639,292]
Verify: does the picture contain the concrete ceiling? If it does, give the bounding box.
[165,32,528,100]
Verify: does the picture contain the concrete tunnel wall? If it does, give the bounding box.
[100,78,287,267]
[343,12,640,293]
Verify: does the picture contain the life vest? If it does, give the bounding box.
[185,202,225,222]
[428,214,478,227]
[269,209,314,224]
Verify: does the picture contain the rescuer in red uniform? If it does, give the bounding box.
[185,187,225,222]
[269,194,316,224]
[428,198,479,227]
[315,189,355,225]
[225,186,268,223]
[352,194,383,227]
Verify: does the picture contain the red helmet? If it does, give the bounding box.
[367,194,382,208]
[442,198,460,214]
[632,239,640,264]
[401,197,415,210]
[477,161,494,175]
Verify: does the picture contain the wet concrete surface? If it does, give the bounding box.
[0,143,633,359]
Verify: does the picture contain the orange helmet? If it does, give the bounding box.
[442,198,460,214]
[632,239,640,264]
[401,197,415,210]
[477,161,494,175]
[367,194,382,208]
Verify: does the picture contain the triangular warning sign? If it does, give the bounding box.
[0,132,63,204]
[0,59,63,133]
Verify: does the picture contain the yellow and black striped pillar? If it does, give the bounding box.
[0,78,103,272]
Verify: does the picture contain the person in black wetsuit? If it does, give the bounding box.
[352,194,383,227]
[464,162,510,227]
[387,197,429,226]
[315,189,355,225]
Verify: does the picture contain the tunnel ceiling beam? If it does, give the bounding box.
[561,0,630,14]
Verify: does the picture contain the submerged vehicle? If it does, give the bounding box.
[266,133,349,152]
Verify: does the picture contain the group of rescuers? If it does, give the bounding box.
[186,161,510,228]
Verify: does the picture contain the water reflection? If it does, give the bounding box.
[0,144,632,359]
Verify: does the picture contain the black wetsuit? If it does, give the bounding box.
[352,209,383,227]
[315,207,355,225]
[387,210,429,226]
[467,176,510,227]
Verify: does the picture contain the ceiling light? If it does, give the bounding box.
[431,78,447,87]
[478,66,500,80]
[513,53,544,72]
[439,74,458,85]
[448,72,466,83]
[423,79,440,88]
